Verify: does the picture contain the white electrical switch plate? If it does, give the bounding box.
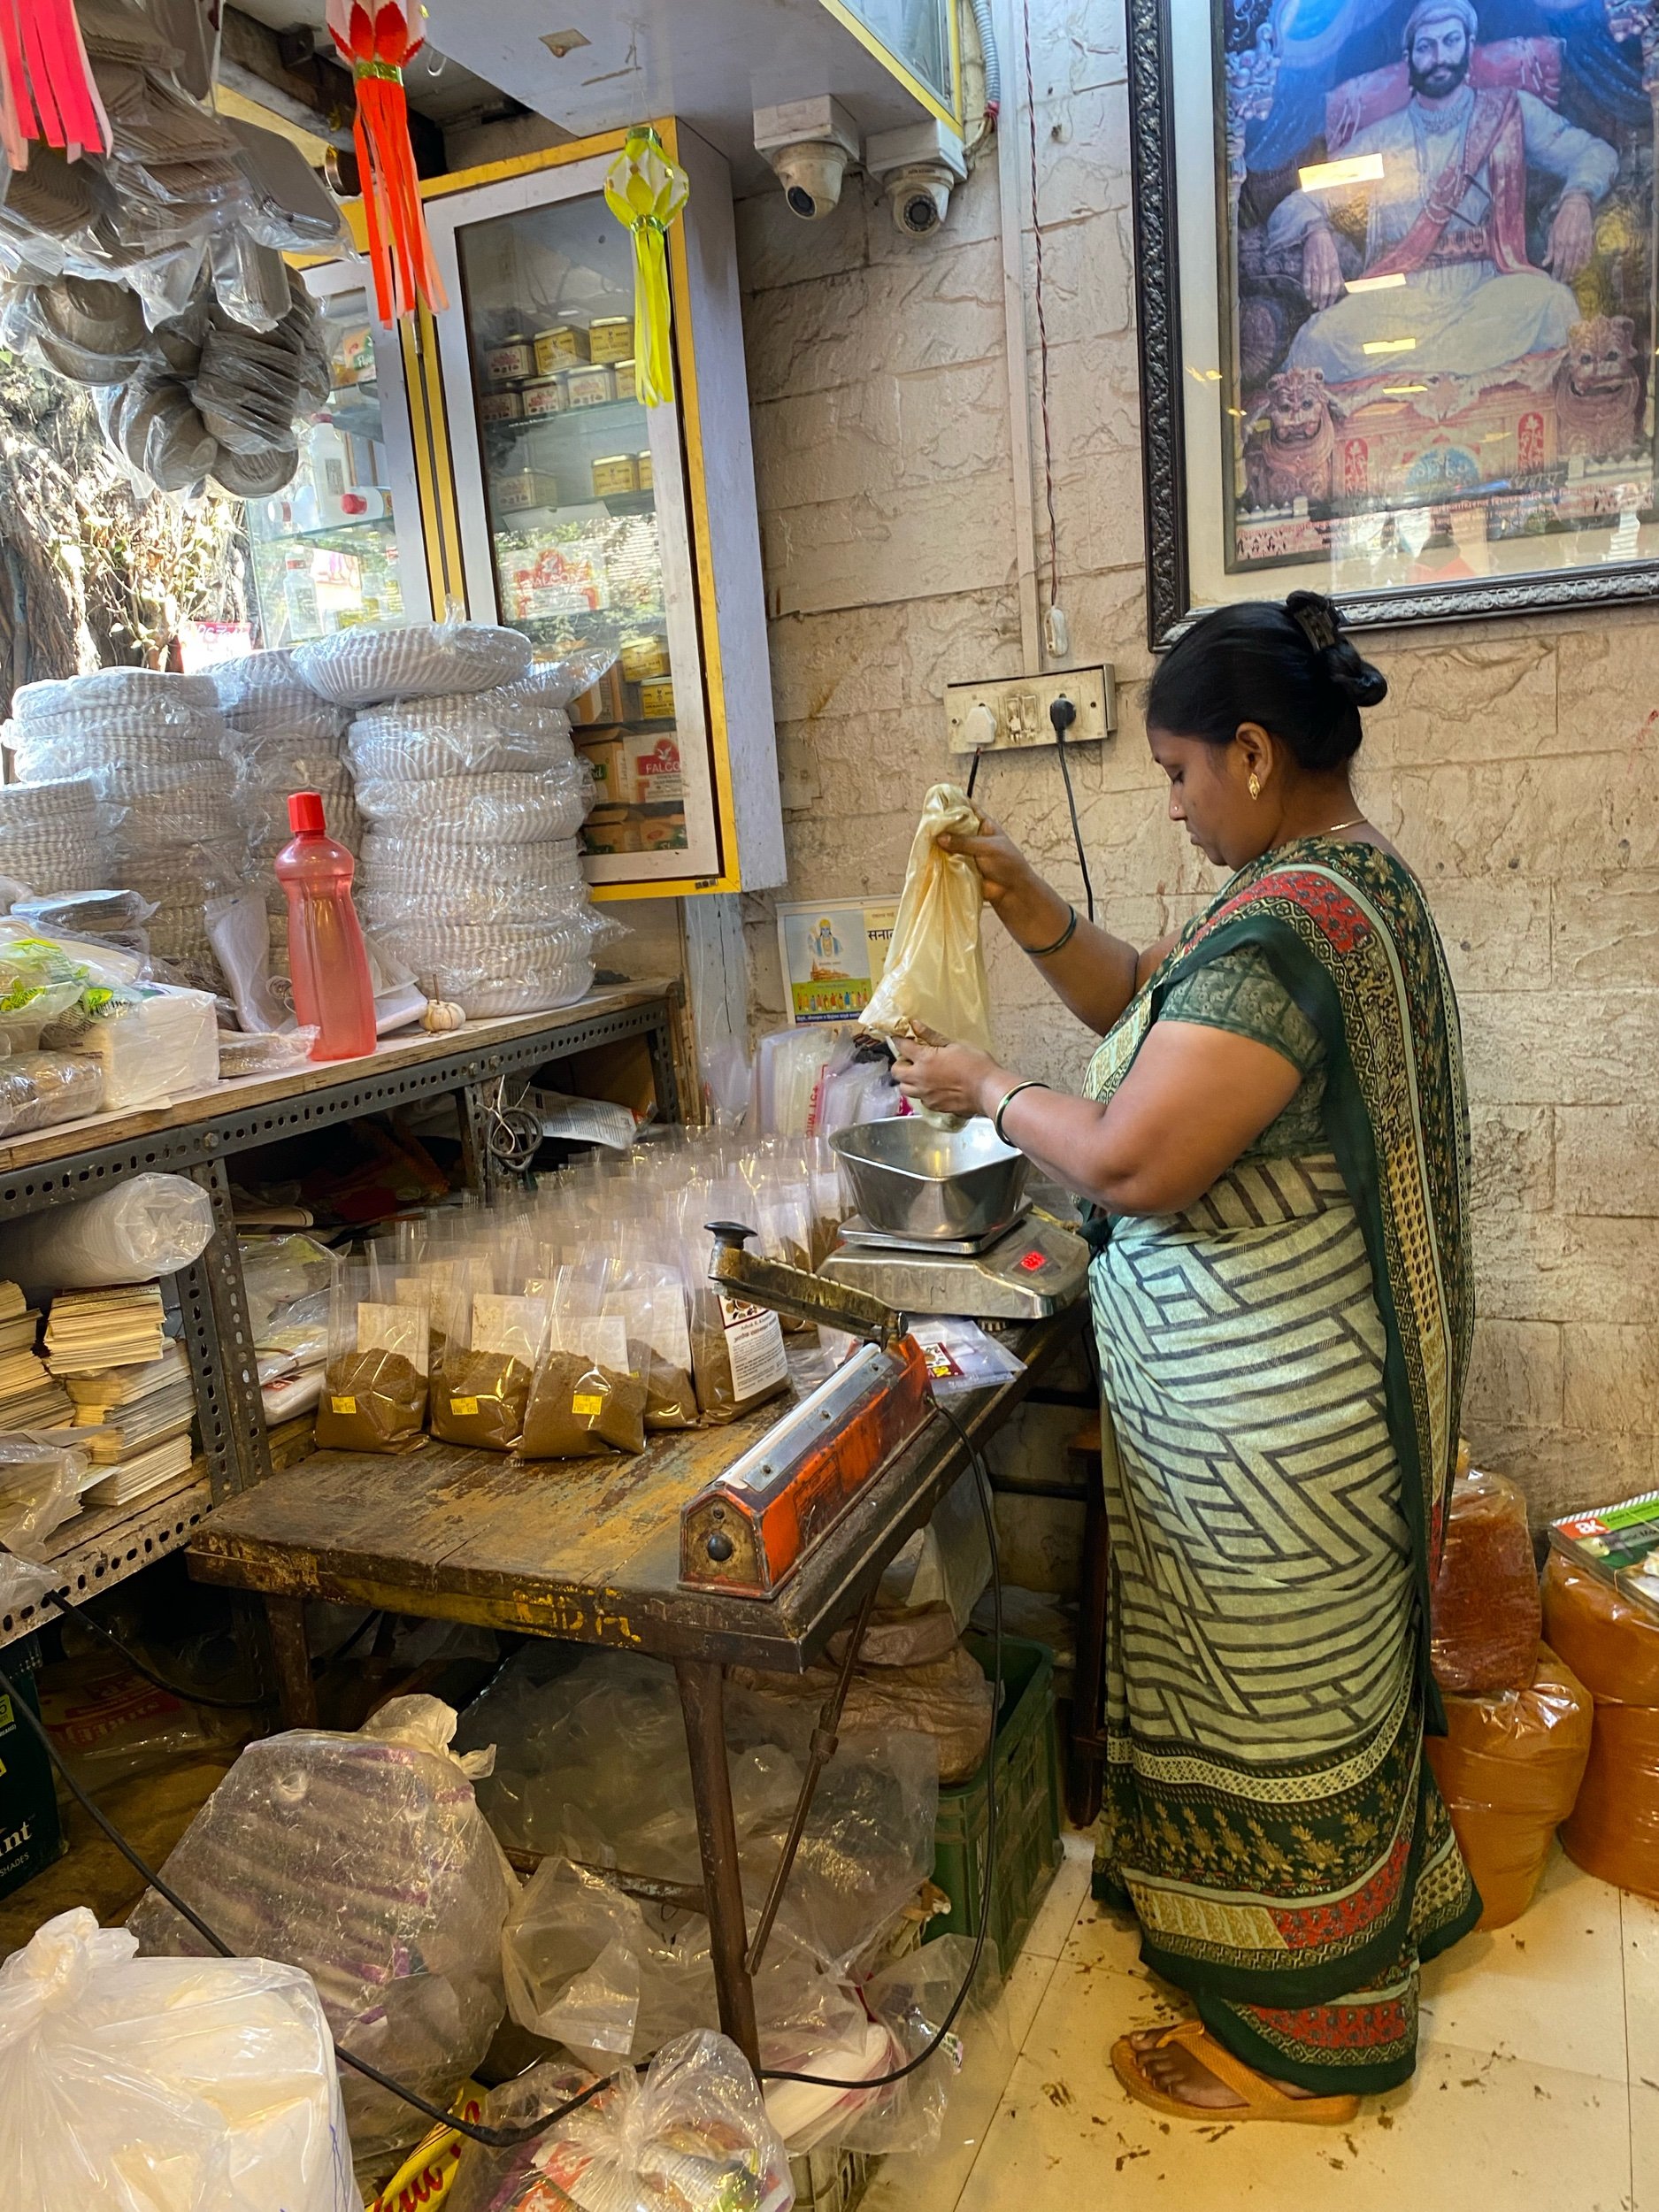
[945,665,1115,755]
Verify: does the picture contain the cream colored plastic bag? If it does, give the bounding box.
[863,784,993,1056]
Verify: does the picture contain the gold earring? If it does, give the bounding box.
[1248,772,1262,801]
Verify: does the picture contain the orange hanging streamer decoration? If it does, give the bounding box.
[0,0,110,171]
[326,1,447,324]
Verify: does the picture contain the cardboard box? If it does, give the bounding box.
[534,325,589,373]
[639,677,674,721]
[494,467,560,515]
[624,729,683,805]
[583,810,642,855]
[639,812,688,850]
[575,733,627,806]
[0,1651,64,1901]
[570,664,626,727]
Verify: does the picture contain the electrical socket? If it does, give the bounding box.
[944,665,1115,756]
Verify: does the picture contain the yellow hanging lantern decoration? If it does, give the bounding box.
[603,125,688,407]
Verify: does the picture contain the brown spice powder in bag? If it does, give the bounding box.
[643,1352,696,1431]
[520,1350,648,1458]
[431,1348,533,1450]
[315,1348,426,1452]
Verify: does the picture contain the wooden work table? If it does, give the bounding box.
[188,1304,1085,2069]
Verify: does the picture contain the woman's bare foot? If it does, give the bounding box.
[1126,2026,1318,2109]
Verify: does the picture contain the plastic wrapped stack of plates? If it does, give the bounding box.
[301,621,611,1020]
[209,648,361,960]
[5,669,241,984]
[0,776,104,895]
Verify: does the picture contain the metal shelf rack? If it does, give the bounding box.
[0,980,684,1648]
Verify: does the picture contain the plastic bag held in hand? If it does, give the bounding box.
[863,785,993,1058]
[0,1907,357,2212]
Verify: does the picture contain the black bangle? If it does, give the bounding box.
[993,1080,1049,1142]
[1018,904,1077,959]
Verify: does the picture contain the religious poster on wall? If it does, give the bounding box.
[1131,0,1659,639]
[776,899,899,1025]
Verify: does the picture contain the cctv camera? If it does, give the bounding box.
[753,98,861,223]
[887,161,954,236]
[768,138,852,222]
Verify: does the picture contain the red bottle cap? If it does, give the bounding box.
[288,791,326,833]
[341,492,366,513]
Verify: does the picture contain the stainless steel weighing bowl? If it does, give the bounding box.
[831,1116,1030,1242]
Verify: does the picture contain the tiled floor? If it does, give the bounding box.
[865,1835,1654,2212]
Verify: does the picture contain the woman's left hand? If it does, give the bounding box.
[891,1026,1002,1119]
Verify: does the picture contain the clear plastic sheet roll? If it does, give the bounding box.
[294,620,533,709]
[347,693,574,782]
[352,762,592,847]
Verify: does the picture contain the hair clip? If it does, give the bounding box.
[1287,594,1340,655]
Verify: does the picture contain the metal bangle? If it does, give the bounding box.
[1018,904,1077,959]
[993,1080,1048,1143]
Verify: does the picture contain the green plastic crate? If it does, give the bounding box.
[927,1632,1061,1968]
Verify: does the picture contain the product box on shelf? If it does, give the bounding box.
[495,468,560,516]
[0,1650,63,1901]
[575,733,628,806]
[588,316,634,363]
[583,810,642,855]
[639,813,688,850]
[623,730,683,806]
[534,325,590,373]
[571,664,626,728]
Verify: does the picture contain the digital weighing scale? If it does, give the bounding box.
[820,1204,1089,1320]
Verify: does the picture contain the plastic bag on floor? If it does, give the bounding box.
[862,783,992,1066]
[1431,1466,1542,1696]
[128,1694,518,2162]
[445,2060,593,2212]
[459,1647,938,1970]
[0,1906,357,2212]
[528,2030,792,2212]
[1425,1643,1594,1928]
[1562,1697,1659,1902]
[736,1640,993,1786]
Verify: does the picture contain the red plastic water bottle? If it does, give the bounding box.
[274,791,377,1062]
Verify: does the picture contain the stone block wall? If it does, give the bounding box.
[728,0,1659,1527]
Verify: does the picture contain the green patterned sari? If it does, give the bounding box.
[1086,837,1480,2092]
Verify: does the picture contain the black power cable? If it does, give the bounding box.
[1048,695,1094,924]
[42,1589,270,1711]
[0,1391,1008,2149]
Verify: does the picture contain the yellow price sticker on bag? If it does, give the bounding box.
[450,1396,480,1417]
[330,1396,357,1415]
[572,1393,604,1417]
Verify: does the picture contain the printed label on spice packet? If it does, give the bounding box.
[357,1302,429,1376]
[450,1396,480,1417]
[718,1295,788,1399]
[572,1393,604,1417]
[547,1312,629,1371]
[330,1395,357,1415]
[472,1294,549,1365]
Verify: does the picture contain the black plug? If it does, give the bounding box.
[1049,693,1077,738]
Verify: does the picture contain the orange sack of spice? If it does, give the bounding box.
[1425,1642,1593,1929]
[1544,1552,1659,1901]
[1430,1466,1542,1696]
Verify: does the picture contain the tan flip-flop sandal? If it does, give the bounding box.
[1112,2018,1361,2125]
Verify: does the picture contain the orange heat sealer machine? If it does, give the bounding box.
[679,1221,934,1598]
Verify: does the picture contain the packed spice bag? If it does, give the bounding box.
[314,1253,430,1453]
[1425,1644,1594,1928]
[520,1259,647,1460]
[1545,1552,1659,1901]
[128,1694,518,2162]
[1430,1465,1542,1696]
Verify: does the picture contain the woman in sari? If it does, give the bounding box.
[893,591,1479,2124]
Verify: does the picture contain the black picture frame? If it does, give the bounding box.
[1128,0,1659,645]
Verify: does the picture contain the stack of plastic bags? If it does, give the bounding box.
[0,1907,357,2212]
[295,621,607,1019]
[209,647,360,965]
[1544,1548,1659,1901]
[1426,1463,1591,1927]
[0,0,347,497]
[6,669,239,983]
[129,1694,518,2163]
[0,778,103,895]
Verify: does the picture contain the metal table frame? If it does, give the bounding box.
[0,982,684,1649]
[188,1310,1081,2072]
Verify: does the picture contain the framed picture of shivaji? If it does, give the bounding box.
[1131,0,1659,641]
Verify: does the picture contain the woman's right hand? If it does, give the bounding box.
[938,812,1061,942]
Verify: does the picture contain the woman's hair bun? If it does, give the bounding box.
[1285,588,1387,710]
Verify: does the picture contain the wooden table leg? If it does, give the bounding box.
[1066,1425,1110,1829]
[265,1594,317,1727]
[675,1655,760,2075]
